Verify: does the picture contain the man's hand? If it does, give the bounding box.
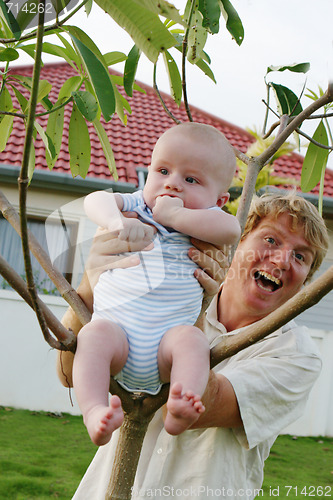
[118,217,155,242]
[152,195,184,227]
[189,239,229,297]
[86,223,154,291]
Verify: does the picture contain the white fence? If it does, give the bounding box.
[1,290,332,436]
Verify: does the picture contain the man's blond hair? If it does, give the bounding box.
[243,191,329,282]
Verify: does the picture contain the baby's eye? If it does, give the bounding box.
[160,168,169,175]
[185,177,197,184]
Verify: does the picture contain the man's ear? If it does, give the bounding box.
[216,192,230,208]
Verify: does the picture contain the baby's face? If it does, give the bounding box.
[143,133,228,211]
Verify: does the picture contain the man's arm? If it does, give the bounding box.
[152,195,241,246]
[192,371,243,429]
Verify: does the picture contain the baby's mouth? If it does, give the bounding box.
[254,271,282,292]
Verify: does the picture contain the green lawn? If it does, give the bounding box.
[0,407,332,499]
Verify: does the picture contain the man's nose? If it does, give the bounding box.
[272,248,292,270]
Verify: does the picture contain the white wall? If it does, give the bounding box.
[1,290,332,436]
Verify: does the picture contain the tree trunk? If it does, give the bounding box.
[105,412,154,500]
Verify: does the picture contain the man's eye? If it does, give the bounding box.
[185,177,197,184]
[294,252,305,262]
[265,237,276,245]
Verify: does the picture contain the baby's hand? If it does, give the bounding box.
[118,218,154,243]
[152,195,184,226]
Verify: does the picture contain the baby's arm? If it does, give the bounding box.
[84,191,154,242]
[152,195,240,246]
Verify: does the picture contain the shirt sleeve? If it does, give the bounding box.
[216,324,322,450]
[120,190,144,212]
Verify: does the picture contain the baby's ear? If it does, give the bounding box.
[216,192,230,207]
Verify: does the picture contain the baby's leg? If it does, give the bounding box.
[73,319,128,445]
[158,325,210,435]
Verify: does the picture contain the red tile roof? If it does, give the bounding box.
[1,62,333,198]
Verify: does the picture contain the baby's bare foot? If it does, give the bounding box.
[84,395,124,446]
[164,382,205,436]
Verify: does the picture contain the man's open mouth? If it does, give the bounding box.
[254,271,282,292]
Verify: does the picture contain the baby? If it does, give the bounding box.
[73,122,240,445]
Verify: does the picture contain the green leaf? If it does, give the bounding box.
[68,103,91,178]
[84,0,93,15]
[34,120,56,161]
[45,101,65,170]
[41,41,76,67]
[103,51,127,66]
[37,80,52,103]
[92,0,177,63]
[64,27,115,121]
[16,0,40,31]
[267,62,310,75]
[11,85,29,113]
[198,0,220,34]
[187,9,208,64]
[0,114,14,151]
[56,33,81,68]
[27,141,35,183]
[301,120,329,193]
[124,45,141,97]
[0,0,21,38]
[93,118,118,180]
[163,50,182,105]
[270,83,303,117]
[51,0,72,15]
[219,0,244,46]
[58,75,82,101]
[72,90,98,121]
[0,86,13,116]
[0,47,19,62]
[16,43,35,60]
[135,0,185,25]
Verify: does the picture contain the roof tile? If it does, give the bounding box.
[1,62,333,198]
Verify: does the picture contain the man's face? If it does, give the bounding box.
[226,212,315,324]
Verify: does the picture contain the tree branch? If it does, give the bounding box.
[0,190,91,326]
[0,255,76,350]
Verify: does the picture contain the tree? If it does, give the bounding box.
[0,1,333,498]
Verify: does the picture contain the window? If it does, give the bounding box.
[0,215,76,295]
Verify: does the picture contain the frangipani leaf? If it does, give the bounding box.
[93,119,118,180]
[0,0,21,38]
[219,0,244,45]
[72,90,98,121]
[267,62,310,75]
[45,101,65,170]
[65,28,115,121]
[199,0,220,34]
[270,83,303,117]
[92,0,176,63]
[163,50,182,105]
[68,103,91,178]
[301,120,329,192]
[124,45,141,97]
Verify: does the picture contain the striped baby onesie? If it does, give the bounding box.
[92,190,216,394]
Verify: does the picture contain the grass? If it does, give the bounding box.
[0,407,332,499]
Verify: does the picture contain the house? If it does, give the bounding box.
[0,62,332,436]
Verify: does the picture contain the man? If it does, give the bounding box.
[58,191,329,500]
